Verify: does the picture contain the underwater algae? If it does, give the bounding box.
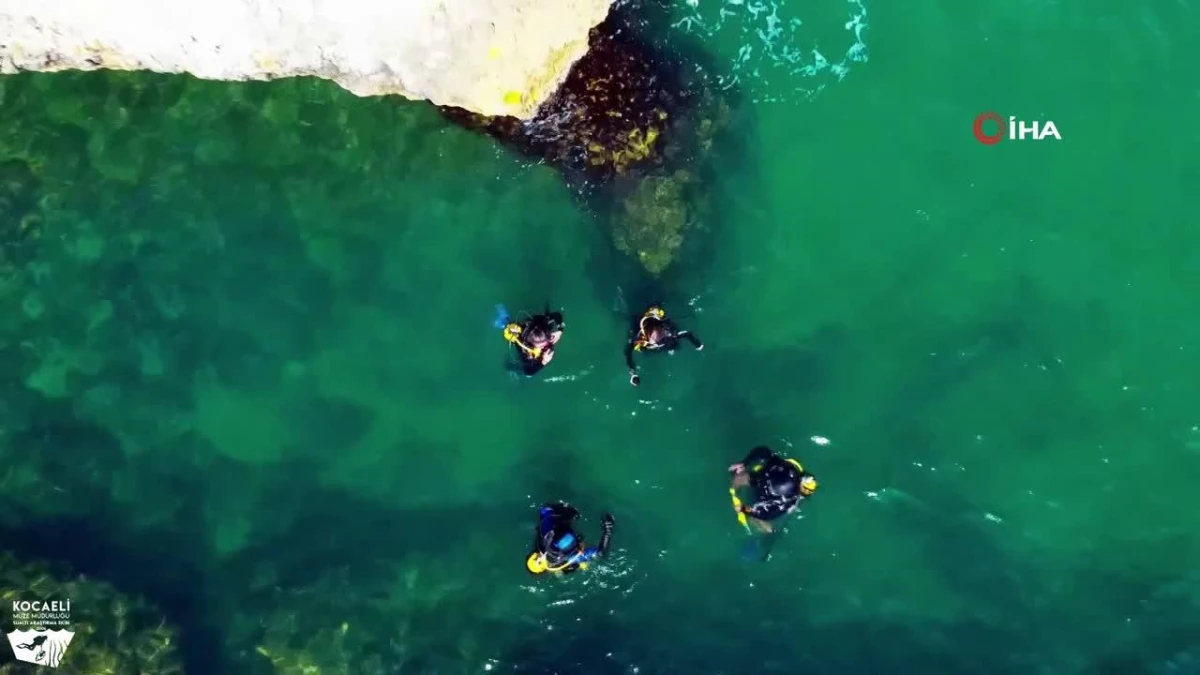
[244,541,550,674]
[0,65,558,673]
[0,66,464,403]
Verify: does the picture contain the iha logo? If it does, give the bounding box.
[973,112,1061,145]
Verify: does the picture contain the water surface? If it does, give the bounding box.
[2,0,1198,673]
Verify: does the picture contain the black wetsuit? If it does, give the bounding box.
[741,446,806,521]
[511,311,564,377]
[531,503,614,574]
[624,316,702,374]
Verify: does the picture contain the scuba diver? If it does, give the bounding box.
[14,635,48,651]
[729,445,818,536]
[624,305,703,386]
[526,502,615,575]
[502,308,565,377]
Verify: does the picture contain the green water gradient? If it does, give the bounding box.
[2,0,1199,673]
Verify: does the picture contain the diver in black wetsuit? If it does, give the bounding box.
[526,502,614,575]
[729,445,818,534]
[624,305,703,387]
[502,309,565,377]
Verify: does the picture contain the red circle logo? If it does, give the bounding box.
[973,112,1004,145]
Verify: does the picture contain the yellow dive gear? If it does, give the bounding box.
[633,307,667,351]
[525,551,586,575]
[783,458,817,495]
[503,322,542,358]
[526,552,548,574]
[729,488,751,532]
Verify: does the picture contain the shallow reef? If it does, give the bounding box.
[442,1,736,278]
[239,542,545,674]
[0,552,183,675]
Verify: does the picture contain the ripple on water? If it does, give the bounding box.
[671,0,870,102]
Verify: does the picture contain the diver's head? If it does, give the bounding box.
[535,530,582,568]
[643,319,666,343]
[527,534,582,574]
[539,528,581,557]
[527,327,549,346]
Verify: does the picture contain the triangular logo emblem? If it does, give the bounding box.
[6,629,75,668]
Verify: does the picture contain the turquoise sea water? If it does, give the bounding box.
[2,0,1200,673]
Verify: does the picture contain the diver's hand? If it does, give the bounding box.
[629,370,640,387]
[542,349,555,365]
[728,463,745,474]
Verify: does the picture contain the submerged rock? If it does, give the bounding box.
[0,158,42,269]
[442,4,734,276]
[0,0,614,119]
[615,171,691,276]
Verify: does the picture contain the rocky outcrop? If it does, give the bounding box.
[0,0,613,119]
[444,5,735,277]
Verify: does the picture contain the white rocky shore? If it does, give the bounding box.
[0,0,614,119]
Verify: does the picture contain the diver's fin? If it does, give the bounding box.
[494,304,511,329]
